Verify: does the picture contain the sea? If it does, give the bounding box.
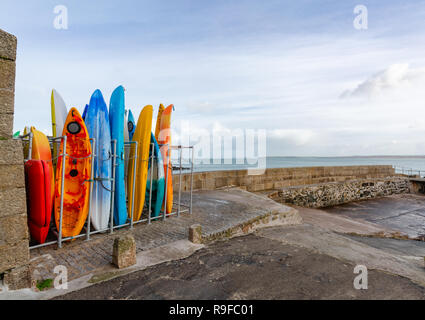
[178,156,425,175]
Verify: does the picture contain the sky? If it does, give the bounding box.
[2,0,425,157]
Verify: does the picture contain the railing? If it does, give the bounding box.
[17,133,194,250]
[393,166,425,178]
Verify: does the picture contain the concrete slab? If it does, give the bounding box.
[344,235,425,258]
[257,224,425,287]
[322,194,425,239]
[294,206,407,238]
[0,240,204,300]
[54,233,425,300]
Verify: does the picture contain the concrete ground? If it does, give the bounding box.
[322,194,425,239]
[5,192,425,300]
[56,231,425,300]
[26,188,299,286]
[54,193,425,300]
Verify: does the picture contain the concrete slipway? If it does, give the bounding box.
[1,188,425,299]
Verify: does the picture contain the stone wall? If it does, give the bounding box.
[270,177,411,208]
[173,165,396,193]
[0,29,31,290]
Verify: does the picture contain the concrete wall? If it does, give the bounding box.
[270,177,410,208]
[0,29,31,290]
[173,165,396,193]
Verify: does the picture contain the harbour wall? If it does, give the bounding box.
[0,29,31,290]
[269,177,411,208]
[173,165,397,192]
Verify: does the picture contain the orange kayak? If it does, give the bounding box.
[157,104,173,214]
[54,108,92,239]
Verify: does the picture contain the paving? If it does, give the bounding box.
[322,193,425,239]
[55,232,425,300]
[28,188,299,284]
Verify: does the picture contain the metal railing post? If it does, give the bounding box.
[58,136,67,249]
[28,131,33,160]
[148,142,154,224]
[190,146,194,215]
[163,144,169,221]
[86,138,96,241]
[178,146,182,217]
[130,141,138,228]
[110,140,117,234]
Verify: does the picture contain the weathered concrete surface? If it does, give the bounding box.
[0,240,204,300]
[345,235,425,258]
[26,188,300,287]
[322,194,425,239]
[257,224,425,288]
[54,233,425,300]
[295,206,409,238]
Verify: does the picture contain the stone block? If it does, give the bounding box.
[0,29,17,61]
[0,164,25,188]
[0,188,26,218]
[3,264,32,290]
[0,139,24,164]
[0,59,15,91]
[112,235,136,269]
[0,89,14,114]
[214,177,228,188]
[0,113,13,138]
[0,214,28,246]
[188,224,202,244]
[0,240,30,273]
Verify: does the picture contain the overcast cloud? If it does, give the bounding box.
[2,0,425,156]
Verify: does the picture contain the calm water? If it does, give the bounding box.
[181,156,425,173]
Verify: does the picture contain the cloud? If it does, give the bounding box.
[341,64,425,98]
[268,129,315,146]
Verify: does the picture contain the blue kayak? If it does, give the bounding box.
[85,89,112,231]
[146,133,165,218]
[82,104,88,120]
[109,86,127,226]
[128,109,136,141]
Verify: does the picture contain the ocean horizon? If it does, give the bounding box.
[181,156,425,173]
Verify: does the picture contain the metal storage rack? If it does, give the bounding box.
[18,133,194,250]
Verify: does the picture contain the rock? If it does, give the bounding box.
[188,224,202,244]
[3,264,33,290]
[112,235,136,269]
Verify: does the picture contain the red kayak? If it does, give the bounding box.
[24,160,52,244]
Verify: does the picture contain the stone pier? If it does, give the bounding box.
[0,28,31,290]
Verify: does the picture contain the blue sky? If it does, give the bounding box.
[2,0,425,156]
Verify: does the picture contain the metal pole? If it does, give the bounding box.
[148,142,154,224]
[109,140,117,234]
[130,141,138,228]
[28,131,33,160]
[163,144,169,221]
[86,138,96,241]
[58,136,67,249]
[178,146,182,217]
[190,146,194,215]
